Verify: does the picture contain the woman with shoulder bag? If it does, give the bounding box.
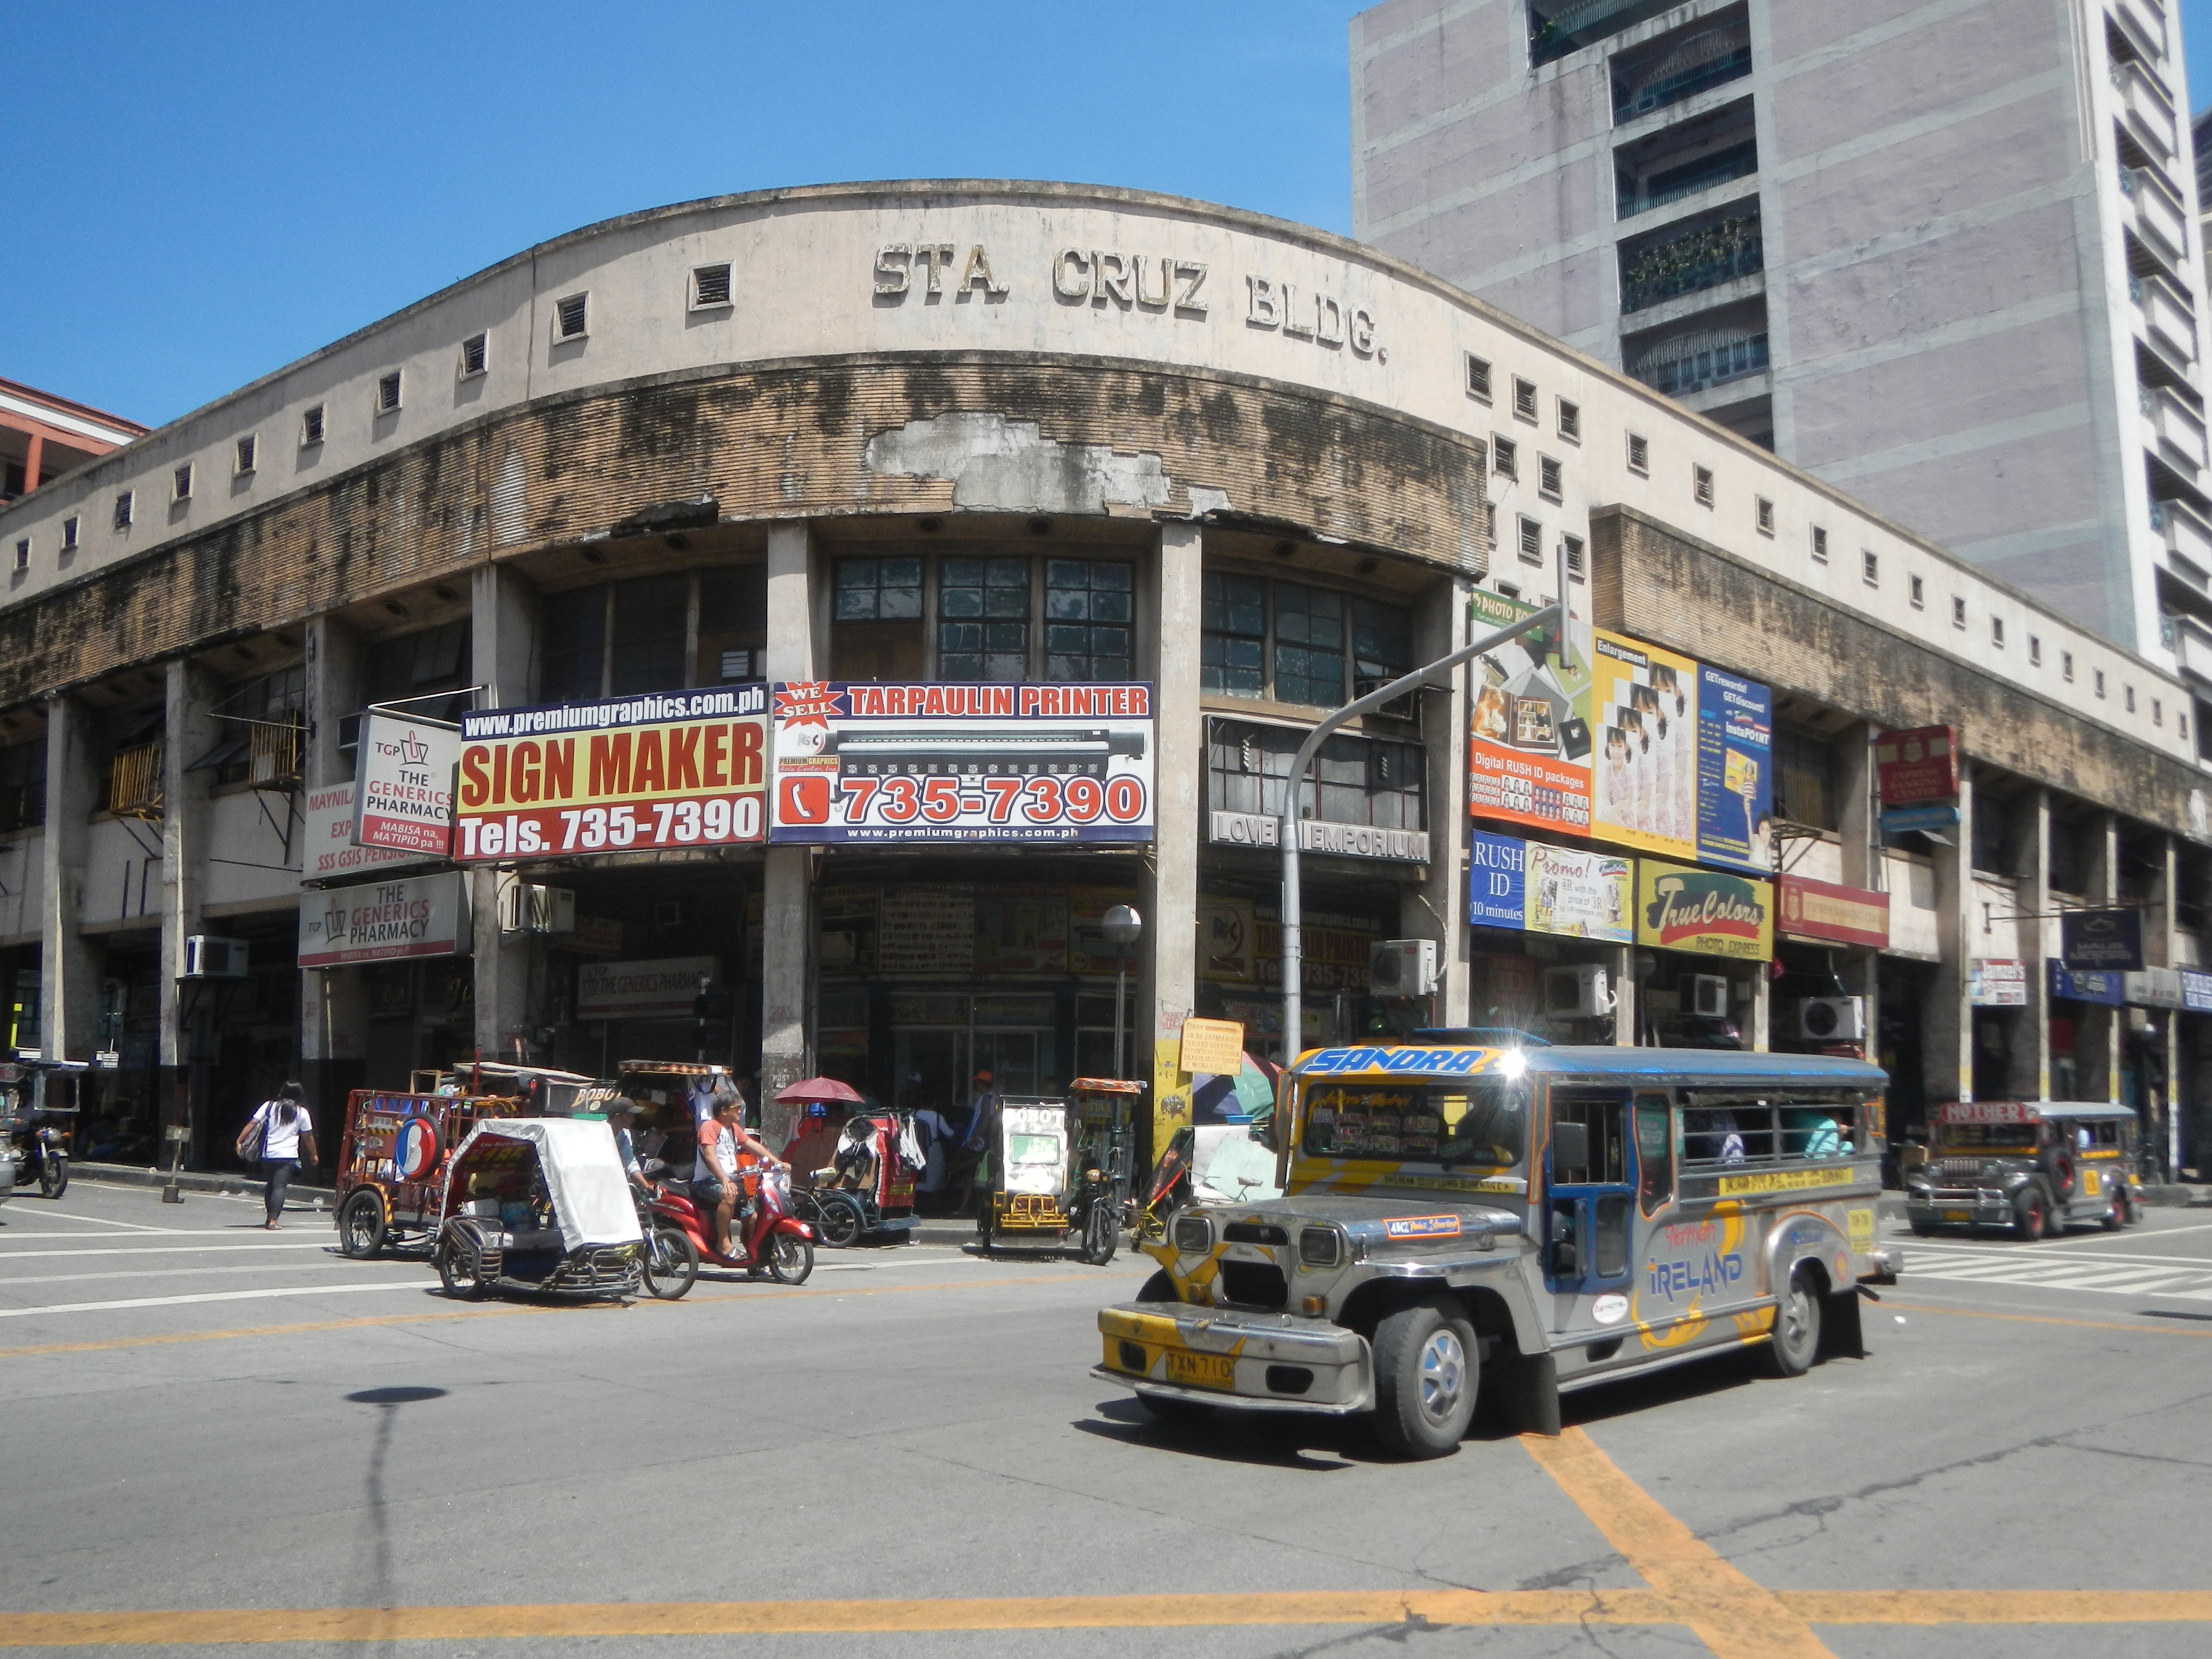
[237,1081,317,1230]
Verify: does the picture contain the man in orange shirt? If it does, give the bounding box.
[693,1093,781,1257]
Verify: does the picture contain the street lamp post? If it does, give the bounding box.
[1102,905,1144,1080]
[1279,548,1574,1061]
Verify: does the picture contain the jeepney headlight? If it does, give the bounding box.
[1172,1213,1214,1254]
[1298,1226,1343,1268]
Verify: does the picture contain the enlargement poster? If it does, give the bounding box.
[1695,664,1774,872]
[770,682,1154,843]
[1591,631,1698,859]
[1466,588,1595,833]
[453,688,769,862]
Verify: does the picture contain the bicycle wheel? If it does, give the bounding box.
[643,1226,698,1299]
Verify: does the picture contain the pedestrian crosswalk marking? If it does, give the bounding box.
[1903,1247,2212,1301]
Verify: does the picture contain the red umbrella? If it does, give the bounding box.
[774,1076,866,1106]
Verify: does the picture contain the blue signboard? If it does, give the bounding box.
[1467,830,1527,930]
[1880,804,1960,834]
[1695,665,1772,873]
[2048,960,2124,1006]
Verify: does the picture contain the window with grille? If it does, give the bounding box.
[2029,635,2042,665]
[0,738,46,832]
[376,371,401,413]
[190,666,307,787]
[1466,354,1492,401]
[1493,436,1518,479]
[1207,717,1425,831]
[1774,726,1838,830]
[1513,377,1538,420]
[345,619,473,754]
[1863,551,1879,586]
[1044,560,1133,681]
[1518,516,1542,564]
[1910,574,1924,607]
[697,565,768,685]
[1755,496,1773,535]
[459,333,488,377]
[1557,398,1580,441]
[1563,534,1586,580]
[1992,617,2006,649]
[301,405,325,445]
[1627,433,1649,474]
[1202,571,1267,698]
[1273,583,1346,708]
[938,558,1031,681]
[11,538,26,572]
[1539,456,1563,500]
[1352,597,1413,701]
[1952,596,1967,628]
[692,264,733,308]
[61,516,80,550]
[1693,466,1714,505]
[1811,526,1827,562]
[235,434,257,474]
[172,464,193,502]
[555,293,589,338]
[113,490,133,529]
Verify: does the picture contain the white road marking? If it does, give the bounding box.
[0,1242,339,1261]
[0,1281,434,1318]
[4,1209,172,1233]
[0,1227,335,1245]
[1903,1247,2212,1301]
[0,1262,409,1289]
[1904,1242,2212,1268]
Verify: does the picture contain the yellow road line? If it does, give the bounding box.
[1520,1427,1835,1658]
[5,1588,2211,1646]
[1880,1299,2212,1338]
[0,1270,1106,1360]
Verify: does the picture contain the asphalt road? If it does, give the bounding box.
[3,1179,2211,1658]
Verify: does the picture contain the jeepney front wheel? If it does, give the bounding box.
[1371,1296,1478,1459]
[2012,1185,2049,1242]
[1763,1267,1822,1378]
[337,1190,388,1260]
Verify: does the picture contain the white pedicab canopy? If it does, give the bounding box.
[441,1118,645,1252]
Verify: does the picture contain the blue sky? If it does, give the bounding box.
[9,1,2212,429]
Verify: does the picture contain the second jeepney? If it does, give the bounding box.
[1094,1040,1899,1457]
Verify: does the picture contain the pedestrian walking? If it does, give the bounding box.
[236,1082,317,1230]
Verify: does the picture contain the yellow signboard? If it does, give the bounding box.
[1635,858,1774,962]
[1716,1167,1852,1197]
[1178,1017,1247,1076]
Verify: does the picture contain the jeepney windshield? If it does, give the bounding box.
[1938,1123,2039,1152]
[1301,1081,1525,1168]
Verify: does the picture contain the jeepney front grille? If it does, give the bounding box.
[1939,1158,1988,1179]
[1223,1222,1289,1245]
[1219,1260,1288,1310]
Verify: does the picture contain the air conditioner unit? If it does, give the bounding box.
[502,883,576,936]
[1684,974,1731,1019]
[1800,996,1867,1042]
[181,936,250,980]
[1368,938,1439,997]
[1542,963,1614,1018]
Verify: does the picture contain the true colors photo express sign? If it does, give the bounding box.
[453,688,769,862]
[1635,858,1774,961]
[769,681,1154,843]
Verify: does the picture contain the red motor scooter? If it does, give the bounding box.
[649,1156,816,1285]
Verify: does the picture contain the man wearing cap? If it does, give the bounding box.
[605,1098,650,1196]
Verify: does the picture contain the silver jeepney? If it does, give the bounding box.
[1094,1041,1899,1458]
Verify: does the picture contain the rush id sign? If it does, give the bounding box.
[453,688,769,862]
[1636,859,1773,961]
[299,871,467,968]
[769,682,1154,842]
[354,714,462,854]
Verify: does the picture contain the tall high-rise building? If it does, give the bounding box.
[1353,0,2210,675]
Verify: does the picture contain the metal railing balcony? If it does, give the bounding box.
[2122,166,2189,265]
[1629,331,1770,398]
[2132,269,2199,365]
[107,743,164,820]
[1619,141,1758,218]
[2111,57,2178,160]
[2142,384,2208,470]
[1620,213,1763,312]
[1613,29,1752,122]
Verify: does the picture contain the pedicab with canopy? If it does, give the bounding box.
[777,1077,918,1247]
[973,1079,1136,1264]
[430,1117,645,1300]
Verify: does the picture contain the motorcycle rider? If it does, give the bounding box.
[694,1091,782,1257]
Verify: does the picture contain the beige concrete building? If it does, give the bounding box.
[0,181,2204,1177]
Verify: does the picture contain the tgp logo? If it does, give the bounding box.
[373,729,431,767]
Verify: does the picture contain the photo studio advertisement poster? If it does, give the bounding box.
[1466,588,1595,834]
[451,687,769,862]
[768,681,1154,843]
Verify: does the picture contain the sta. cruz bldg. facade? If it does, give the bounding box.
[2,180,2209,1174]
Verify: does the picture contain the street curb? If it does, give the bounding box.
[76,1162,338,1207]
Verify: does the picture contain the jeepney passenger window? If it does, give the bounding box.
[1551,1095,1628,1185]
[1302,1082,1522,1166]
[1635,1095,1672,1211]
[1682,1104,1781,1168]
[1782,1102,1855,1160]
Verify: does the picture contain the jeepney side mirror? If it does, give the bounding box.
[1550,1120,1588,1176]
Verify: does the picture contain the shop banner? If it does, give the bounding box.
[1209,810,1430,863]
[1592,631,1698,859]
[1636,858,1773,961]
[299,871,468,968]
[2047,960,2124,1005]
[1467,588,1595,834]
[354,713,462,855]
[769,682,1154,843]
[2123,967,2184,1010]
[2060,908,2145,972]
[452,688,769,863]
[1969,959,2027,1007]
[304,782,434,882]
[2185,969,2212,1013]
[1778,875,1890,949]
[577,955,719,1022]
[1876,725,1958,806]
[1695,665,1773,872]
[1466,830,1630,941]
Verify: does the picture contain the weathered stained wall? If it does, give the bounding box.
[1591,505,2210,840]
[0,355,1489,710]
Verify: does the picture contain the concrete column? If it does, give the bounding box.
[37,697,99,1062]
[22,433,43,494]
[2154,834,2183,1175]
[2078,813,2123,1104]
[1144,521,1203,1164]
[759,520,815,1146]
[1923,763,1974,1106]
[159,660,216,1163]
[1611,945,1638,1046]
[1402,568,1470,1026]
[470,564,535,1060]
[1834,722,1881,1040]
[1748,967,1770,1054]
[2006,789,2053,1101]
[301,614,369,1103]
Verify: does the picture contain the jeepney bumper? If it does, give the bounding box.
[1093,1303,1373,1416]
[1906,1188,2015,1227]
